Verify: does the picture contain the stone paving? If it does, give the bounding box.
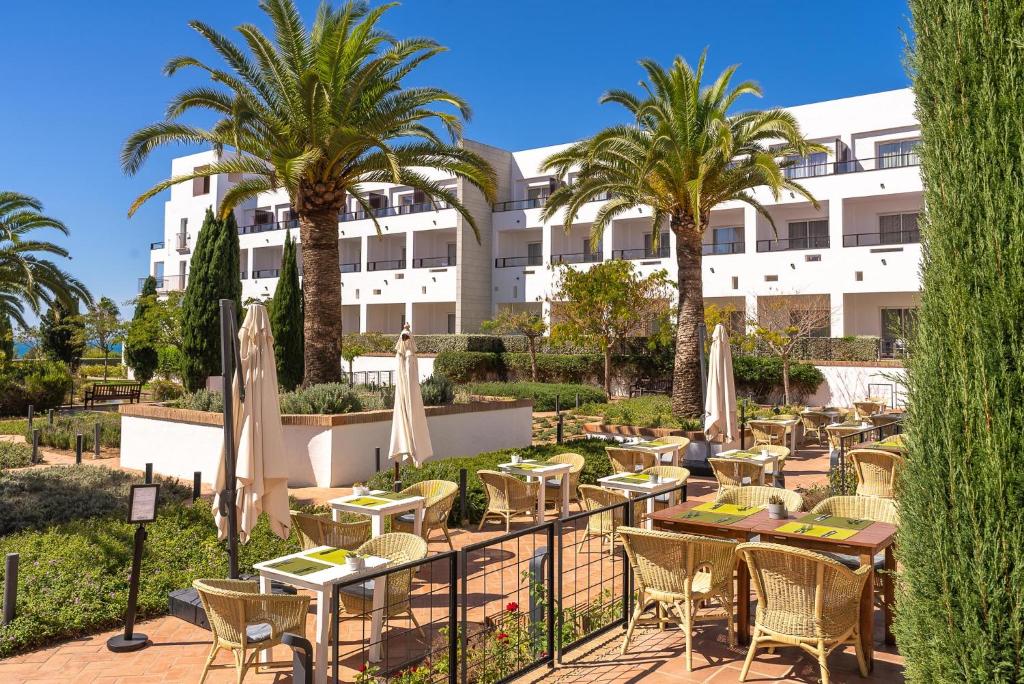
[0,437,903,683]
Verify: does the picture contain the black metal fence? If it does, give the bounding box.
[833,417,905,494]
[328,483,686,682]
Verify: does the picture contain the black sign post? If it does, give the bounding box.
[107,483,160,653]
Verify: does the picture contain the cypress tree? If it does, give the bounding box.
[125,276,159,383]
[271,229,304,390]
[896,2,1024,682]
[181,209,242,391]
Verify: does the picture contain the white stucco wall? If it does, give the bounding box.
[806,363,907,408]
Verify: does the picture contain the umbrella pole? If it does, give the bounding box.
[393,460,402,493]
[219,299,239,580]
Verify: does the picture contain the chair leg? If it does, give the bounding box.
[739,629,760,681]
[233,648,246,684]
[620,602,644,655]
[817,639,831,684]
[680,600,693,672]
[441,524,454,550]
[477,511,489,530]
[853,628,869,677]
[723,592,735,648]
[199,643,219,684]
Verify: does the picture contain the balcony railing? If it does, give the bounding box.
[240,271,247,280]
[843,230,921,247]
[702,241,746,256]
[494,255,543,268]
[339,201,449,222]
[366,259,405,271]
[150,241,164,250]
[777,154,921,179]
[551,252,603,265]
[756,235,830,252]
[340,262,361,273]
[251,268,280,278]
[139,275,186,292]
[611,247,670,260]
[412,256,456,268]
[492,191,612,213]
[238,218,298,235]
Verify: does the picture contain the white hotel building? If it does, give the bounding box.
[145,88,921,354]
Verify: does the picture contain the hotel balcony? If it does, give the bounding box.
[702,241,745,256]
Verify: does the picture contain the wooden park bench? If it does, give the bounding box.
[83,382,143,408]
[629,377,671,397]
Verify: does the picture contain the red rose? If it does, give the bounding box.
[497,632,509,641]
[506,601,519,612]
[358,664,367,672]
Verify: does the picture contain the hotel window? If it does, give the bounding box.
[881,307,917,355]
[447,313,456,334]
[526,186,548,201]
[447,243,457,266]
[783,152,829,179]
[791,309,831,337]
[527,242,542,266]
[787,220,828,249]
[582,237,602,261]
[878,139,920,168]
[192,166,211,196]
[879,212,920,244]
[644,231,670,257]
[712,227,742,254]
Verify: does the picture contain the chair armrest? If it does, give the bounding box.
[247,593,312,638]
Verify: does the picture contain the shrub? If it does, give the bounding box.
[419,374,455,406]
[0,418,29,436]
[173,389,224,413]
[505,353,604,383]
[732,355,824,403]
[366,440,613,524]
[0,361,72,415]
[279,383,363,415]
[0,442,32,470]
[23,412,121,451]
[578,395,703,430]
[434,351,505,383]
[149,379,185,402]
[77,362,127,379]
[462,382,606,411]
[157,345,183,380]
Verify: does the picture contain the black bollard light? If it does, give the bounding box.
[75,433,83,465]
[94,422,101,459]
[31,429,40,464]
[192,472,202,502]
[2,553,18,626]
[144,463,153,484]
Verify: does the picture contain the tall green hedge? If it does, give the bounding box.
[895,3,1024,682]
[271,230,304,390]
[125,276,159,383]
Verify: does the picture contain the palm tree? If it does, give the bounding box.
[0,191,92,329]
[122,0,496,384]
[541,53,824,417]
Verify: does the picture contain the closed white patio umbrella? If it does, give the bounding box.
[704,323,738,445]
[213,303,291,546]
[389,324,432,471]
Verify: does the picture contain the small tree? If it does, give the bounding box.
[749,298,833,405]
[270,230,304,390]
[39,300,86,371]
[339,335,369,380]
[482,308,547,381]
[0,314,13,361]
[82,297,125,381]
[125,277,159,383]
[704,303,753,354]
[549,260,674,398]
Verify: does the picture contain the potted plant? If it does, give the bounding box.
[767,493,788,520]
[352,482,370,497]
[344,552,366,571]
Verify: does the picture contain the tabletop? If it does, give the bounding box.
[651,500,770,537]
[598,472,680,493]
[254,545,389,589]
[498,460,571,477]
[329,490,424,515]
[715,448,777,464]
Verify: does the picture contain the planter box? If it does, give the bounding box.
[119,398,533,488]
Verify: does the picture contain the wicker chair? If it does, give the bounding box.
[290,510,371,551]
[193,578,311,684]
[618,526,737,670]
[824,425,863,452]
[853,400,885,420]
[849,448,905,498]
[810,496,898,597]
[390,480,459,548]
[715,485,804,512]
[339,533,429,637]
[800,411,832,446]
[607,446,656,473]
[576,484,643,550]
[477,470,539,531]
[749,420,788,449]
[543,452,586,513]
[736,543,871,684]
[708,457,766,495]
[642,465,690,507]
[653,435,691,464]
[868,413,900,429]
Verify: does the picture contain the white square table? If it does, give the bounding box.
[629,438,683,466]
[329,490,425,537]
[597,472,683,529]
[254,545,390,683]
[497,460,572,521]
[762,418,800,453]
[715,448,780,481]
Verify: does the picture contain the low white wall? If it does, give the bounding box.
[807,363,907,408]
[350,354,435,383]
[120,399,532,488]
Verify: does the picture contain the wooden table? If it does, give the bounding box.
[597,472,684,529]
[329,490,425,537]
[752,515,896,670]
[650,501,770,645]
[498,460,572,521]
[629,439,683,466]
[254,546,390,683]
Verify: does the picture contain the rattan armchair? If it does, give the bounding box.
[653,435,691,464]
[849,448,905,498]
[477,470,539,532]
[290,510,371,551]
[543,452,585,513]
[576,484,642,551]
[853,400,885,419]
[193,578,311,684]
[800,411,832,446]
[607,446,656,473]
[392,480,459,548]
[749,420,788,449]
[736,543,871,684]
[708,457,766,495]
[715,485,804,512]
[339,533,429,637]
[824,425,863,456]
[642,465,690,507]
[618,526,737,670]
[810,495,898,597]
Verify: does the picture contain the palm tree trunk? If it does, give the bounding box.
[298,207,343,385]
[671,214,705,417]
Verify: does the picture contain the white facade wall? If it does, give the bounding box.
[146,89,922,341]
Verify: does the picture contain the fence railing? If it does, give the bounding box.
[494,255,542,268]
[842,229,921,247]
[755,235,830,252]
[348,370,394,386]
[413,256,456,268]
[551,252,603,265]
[325,481,687,682]
[340,202,449,222]
[611,247,670,260]
[367,259,406,272]
[702,241,745,256]
[834,418,905,494]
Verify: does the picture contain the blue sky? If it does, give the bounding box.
[0,1,912,319]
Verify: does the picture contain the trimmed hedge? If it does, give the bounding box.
[434,351,505,383]
[436,350,641,385]
[578,395,703,430]
[758,336,881,362]
[0,361,72,415]
[24,412,121,451]
[367,440,613,524]
[462,382,606,411]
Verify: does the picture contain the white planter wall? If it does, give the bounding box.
[807,363,907,408]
